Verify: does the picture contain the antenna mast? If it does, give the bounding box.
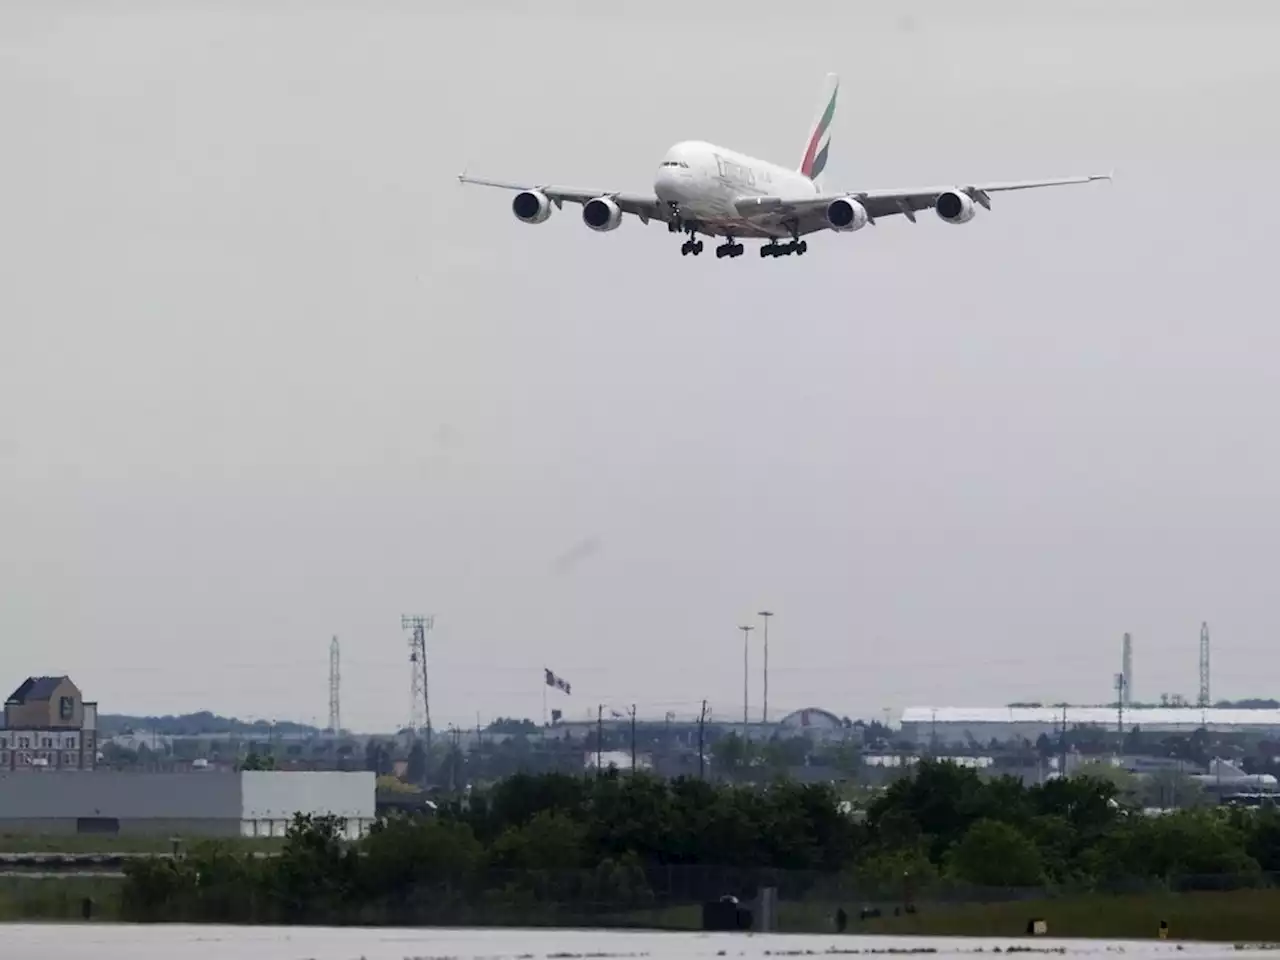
[1198,621,1211,708]
[328,635,341,734]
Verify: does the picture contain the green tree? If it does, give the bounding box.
[1100,809,1260,881]
[865,758,989,862]
[488,810,588,870]
[847,842,937,898]
[360,814,482,907]
[239,751,276,771]
[761,736,810,770]
[1244,807,1280,872]
[405,740,428,785]
[710,733,754,773]
[364,739,393,776]
[1138,768,1207,809]
[945,818,1044,887]
[271,813,357,921]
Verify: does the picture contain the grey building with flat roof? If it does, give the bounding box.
[0,770,375,838]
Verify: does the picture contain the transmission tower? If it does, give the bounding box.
[401,615,434,751]
[1121,632,1133,707]
[1198,621,1211,708]
[328,636,341,734]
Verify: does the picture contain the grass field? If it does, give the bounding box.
[0,833,283,854]
[0,876,123,921]
[776,890,1280,940]
[5,869,1280,939]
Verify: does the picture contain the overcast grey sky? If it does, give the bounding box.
[2,0,1279,733]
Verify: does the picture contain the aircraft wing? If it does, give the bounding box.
[735,173,1112,231]
[457,174,673,225]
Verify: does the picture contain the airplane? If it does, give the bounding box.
[458,73,1111,260]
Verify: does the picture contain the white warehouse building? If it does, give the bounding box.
[0,770,376,839]
[900,706,1280,748]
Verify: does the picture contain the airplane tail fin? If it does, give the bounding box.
[798,72,839,182]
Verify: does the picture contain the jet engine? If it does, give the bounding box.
[512,190,552,224]
[934,189,976,224]
[825,197,869,232]
[582,197,623,232]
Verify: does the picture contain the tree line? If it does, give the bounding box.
[120,760,1280,925]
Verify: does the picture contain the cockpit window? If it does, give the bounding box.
[660,160,690,168]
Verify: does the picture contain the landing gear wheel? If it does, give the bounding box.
[797,240,808,255]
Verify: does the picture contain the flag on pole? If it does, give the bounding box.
[544,668,571,695]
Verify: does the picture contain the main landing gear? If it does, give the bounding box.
[761,239,808,257]
[680,222,704,256]
[716,240,744,259]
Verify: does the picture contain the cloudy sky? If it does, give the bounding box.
[2,0,1278,733]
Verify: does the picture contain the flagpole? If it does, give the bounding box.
[542,669,548,726]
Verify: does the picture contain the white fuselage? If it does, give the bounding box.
[653,140,820,239]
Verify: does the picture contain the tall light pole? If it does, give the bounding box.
[738,624,754,737]
[758,611,773,724]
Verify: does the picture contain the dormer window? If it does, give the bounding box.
[59,696,73,720]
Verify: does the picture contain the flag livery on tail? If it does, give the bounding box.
[799,72,838,182]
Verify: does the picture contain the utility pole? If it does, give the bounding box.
[596,704,603,774]
[758,610,773,724]
[738,624,753,737]
[629,704,637,772]
[698,699,707,779]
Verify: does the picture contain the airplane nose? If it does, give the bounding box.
[655,166,686,202]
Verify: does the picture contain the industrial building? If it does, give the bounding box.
[0,770,375,838]
[0,675,98,771]
[900,706,1280,748]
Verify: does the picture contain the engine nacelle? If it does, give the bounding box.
[512,190,552,224]
[582,196,623,232]
[825,197,869,232]
[935,189,976,224]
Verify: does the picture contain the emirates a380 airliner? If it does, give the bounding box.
[458,73,1111,260]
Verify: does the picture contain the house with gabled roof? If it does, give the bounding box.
[0,675,98,771]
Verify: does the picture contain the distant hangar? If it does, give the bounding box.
[899,706,1280,747]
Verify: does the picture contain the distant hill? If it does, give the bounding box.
[98,711,321,738]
